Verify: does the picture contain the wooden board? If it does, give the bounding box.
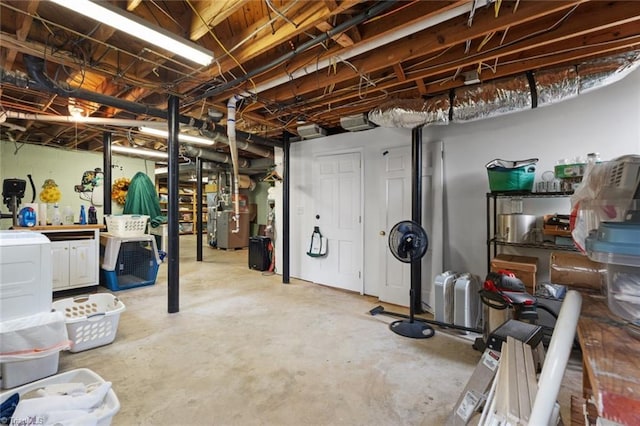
[577,295,640,425]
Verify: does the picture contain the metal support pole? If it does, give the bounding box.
[411,126,423,313]
[102,132,112,216]
[282,133,291,284]
[196,156,203,262]
[167,95,180,313]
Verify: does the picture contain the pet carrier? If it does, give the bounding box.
[99,234,160,291]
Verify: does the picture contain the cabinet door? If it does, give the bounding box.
[51,241,70,290]
[69,240,97,286]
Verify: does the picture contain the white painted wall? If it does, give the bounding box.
[425,67,640,283]
[0,142,154,229]
[277,68,640,297]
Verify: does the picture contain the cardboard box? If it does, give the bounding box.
[490,254,538,294]
[549,251,605,293]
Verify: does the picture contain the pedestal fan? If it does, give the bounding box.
[386,220,435,339]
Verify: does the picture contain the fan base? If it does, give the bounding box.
[389,319,435,339]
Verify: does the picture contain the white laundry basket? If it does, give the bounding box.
[52,294,125,353]
[0,368,120,426]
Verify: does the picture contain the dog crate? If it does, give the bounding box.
[99,234,160,291]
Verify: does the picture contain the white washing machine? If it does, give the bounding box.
[0,231,52,322]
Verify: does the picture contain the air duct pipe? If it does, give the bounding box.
[201,129,273,159]
[227,95,242,233]
[2,57,282,149]
[369,50,640,128]
[183,145,275,170]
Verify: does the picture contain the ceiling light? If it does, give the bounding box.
[49,0,214,66]
[139,126,215,146]
[111,145,167,159]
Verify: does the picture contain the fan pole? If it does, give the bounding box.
[389,126,434,339]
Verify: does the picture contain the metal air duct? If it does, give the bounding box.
[368,50,640,128]
[340,113,376,132]
[297,123,327,139]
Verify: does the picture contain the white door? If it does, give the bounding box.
[378,146,412,306]
[69,240,97,286]
[312,152,363,292]
[51,241,69,290]
[378,141,444,308]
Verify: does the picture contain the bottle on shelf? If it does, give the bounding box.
[79,205,87,225]
[52,203,62,225]
[88,206,97,224]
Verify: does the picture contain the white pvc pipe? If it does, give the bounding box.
[249,0,489,95]
[1,110,163,127]
[529,290,582,425]
[227,95,242,233]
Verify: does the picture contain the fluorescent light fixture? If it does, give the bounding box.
[49,0,214,66]
[139,126,215,146]
[111,145,167,159]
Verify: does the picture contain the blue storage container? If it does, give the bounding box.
[99,234,160,291]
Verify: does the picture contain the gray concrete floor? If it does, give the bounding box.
[55,235,582,425]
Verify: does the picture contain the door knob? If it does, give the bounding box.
[379,230,386,236]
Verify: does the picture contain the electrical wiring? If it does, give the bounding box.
[185,0,257,94]
[404,4,581,79]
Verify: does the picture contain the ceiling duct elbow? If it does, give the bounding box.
[340,113,376,132]
[297,123,327,139]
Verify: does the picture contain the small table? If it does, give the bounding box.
[577,294,640,425]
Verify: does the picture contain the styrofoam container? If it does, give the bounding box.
[52,294,125,353]
[1,352,59,389]
[0,368,120,426]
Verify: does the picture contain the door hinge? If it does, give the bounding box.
[358,271,361,279]
[359,216,362,224]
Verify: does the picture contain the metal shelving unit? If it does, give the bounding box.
[486,191,577,273]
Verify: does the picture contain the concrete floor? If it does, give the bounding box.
[54,235,582,425]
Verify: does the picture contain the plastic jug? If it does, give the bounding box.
[18,207,37,227]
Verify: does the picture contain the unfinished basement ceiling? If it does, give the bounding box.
[1,0,639,157]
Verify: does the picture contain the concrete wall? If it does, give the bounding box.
[0,142,153,229]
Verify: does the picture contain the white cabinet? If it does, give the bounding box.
[14,225,103,292]
[51,239,97,290]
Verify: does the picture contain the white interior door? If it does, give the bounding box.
[378,141,444,308]
[379,146,412,306]
[311,152,363,293]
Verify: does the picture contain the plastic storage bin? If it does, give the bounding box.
[1,353,60,390]
[104,214,149,237]
[0,368,120,426]
[587,221,640,322]
[0,311,69,389]
[486,158,537,192]
[99,234,160,291]
[52,294,125,352]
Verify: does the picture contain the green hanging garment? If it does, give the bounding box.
[123,172,167,227]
